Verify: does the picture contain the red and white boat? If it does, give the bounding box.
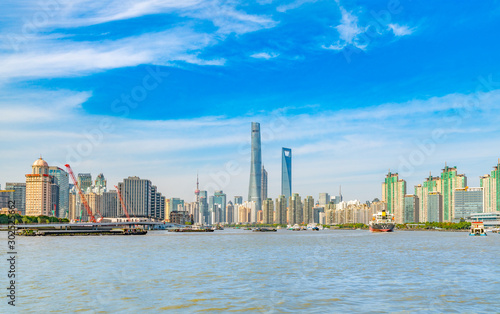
[369,210,395,232]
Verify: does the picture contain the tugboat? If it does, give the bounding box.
[469,222,487,236]
[369,210,395,232]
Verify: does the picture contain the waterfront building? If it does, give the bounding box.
[275,195,287,224]
[101,190,118,217]
[170,211,192,225]
[281,148,292,202]
[25,157,52,216]
[0,190,11,208]
[210,190,226,223]
[117,176,153,217]
[5,183,26,215]
[226,201,234,223]
[262,198,274,224]
[313,206,325,224]
[440,165,467,222]
[77,173,92,192]
[199,190,209,224]
[319,193,330,206]
[261,165,268,202]
[170,198,185,216]
[238,201,255,223]
[248,122,262,216]
[414,174,442,222]
[303,196,314,224]
[467,211,500,228]
[151,186,165,220]
[427,192,443,222]
[382,172,406,223]
[50,177,59,217]
[234,196,243,205]
[86,192,101,217]
[453,187,483,221]
[48,167,69,218]
[289,193,302,225]
[480,159,500,212]
[403,195,419,223]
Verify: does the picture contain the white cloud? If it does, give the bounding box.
[323,6,368,51]
[388,23,415,36]
[250,52,280,59]
[276,0,318,13]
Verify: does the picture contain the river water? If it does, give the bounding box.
[1,229,499,313]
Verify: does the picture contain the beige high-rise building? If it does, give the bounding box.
[274,195,287,224]
[289,193,302,225]
[303,196,314,224]
[86,192,102,216]
[25,157,52,216]
[480,160,499,213]
[262,198,274,224]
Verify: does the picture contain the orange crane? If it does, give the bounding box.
[65,164,98,223]
[115,185,131,222]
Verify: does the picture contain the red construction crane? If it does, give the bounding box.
[65,164,97,223]
[115,185,131,222]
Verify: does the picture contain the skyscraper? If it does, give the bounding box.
[303,196,314,224]
[261,165,268,202]
[48,166,69,218]
[101,190,118,217]
[440,165,467,222]
[77,173,92,192]
[427,192,443,222]
[117,176,152,217]
[248,122,262,218]
[234,196,243,205]
[453,187,483,221]
[199,190,209,224]
[480,159,499,212]
[403,195,419,223]
[275,195,287,224]
[289,193,302,225]
[25,157,52,216]
[262,198,274,224]
[319,193,330,206]
[281,148,292,201]
[211,190,226,223]
[382,171,406,224]
[414,174,441,223]
[5,183,26,215]
[226,201,234,223]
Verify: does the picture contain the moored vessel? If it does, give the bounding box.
[369,210,395,232]
[469,222,487,236]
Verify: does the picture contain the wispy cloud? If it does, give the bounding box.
[276,0,318,13]
[388,23,415,36]
[250,52,280,59]
[323,6,368,51]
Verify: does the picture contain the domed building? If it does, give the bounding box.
[25,157,52,216]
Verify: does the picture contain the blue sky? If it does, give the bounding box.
[1,0,500,202]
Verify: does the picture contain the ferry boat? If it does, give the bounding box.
[369,210,395,232]
[469,222,487,236]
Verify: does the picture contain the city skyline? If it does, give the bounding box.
[1,1,500,202]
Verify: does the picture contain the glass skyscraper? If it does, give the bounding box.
[281,148,292,201]
[48,167,69,218]
[248,122,262,220]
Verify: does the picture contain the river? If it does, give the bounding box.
[1,229,499,313]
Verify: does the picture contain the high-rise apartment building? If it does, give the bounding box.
[427,192,443,222]
[5,183,26,215]
[480,159,500,212]
[101,190,118,217]
[199,190,209,224]
[25,157,52,216]
[403,195,419,223]
[48,166,69,218]
[382,172,406,224]
[117,176,152,217]
[262,198,274,224]
[453,187,483,221]
[303,196,314,224]
[281,148,292,201]
[440,165,467,222]
[275,195,287,224]
[248,122,262,216]
[289,193,302,225]
[150,185,165,220]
